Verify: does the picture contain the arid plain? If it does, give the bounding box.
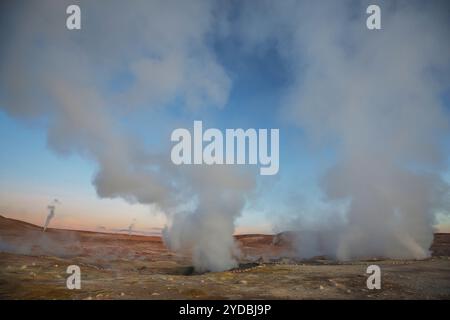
[0,215,449,299]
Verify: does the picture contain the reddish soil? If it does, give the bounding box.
[0,215,449,299]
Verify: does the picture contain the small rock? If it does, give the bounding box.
[240,280,248,285]
[151,292,160,296]
[319,285,324,290]
[120,292,125,296]
[20,265,27,270]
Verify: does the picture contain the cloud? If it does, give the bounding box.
[0,0,246,271]
[234,0,450,259]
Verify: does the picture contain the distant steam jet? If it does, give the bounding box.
[128,219,136,235]
[43,199,60,232]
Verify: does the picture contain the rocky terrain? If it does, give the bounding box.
[0,215,449,299]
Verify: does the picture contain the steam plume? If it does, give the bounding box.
[235,0,450,259]
[127,219,136,235]
[0,0,245,271]
[43,199,60,232]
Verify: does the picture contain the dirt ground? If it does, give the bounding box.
[0,215,449,299]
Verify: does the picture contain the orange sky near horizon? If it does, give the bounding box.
[0,189,275,236]
[1,189,449,236]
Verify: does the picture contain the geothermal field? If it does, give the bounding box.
[0,215,449,300]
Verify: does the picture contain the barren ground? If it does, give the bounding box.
[0,215,449,299]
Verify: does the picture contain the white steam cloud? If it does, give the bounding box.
[233,0,450,259]
[0,0,248,271]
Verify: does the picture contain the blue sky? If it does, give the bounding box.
[0,23,329,232]
[1,0,450,240]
